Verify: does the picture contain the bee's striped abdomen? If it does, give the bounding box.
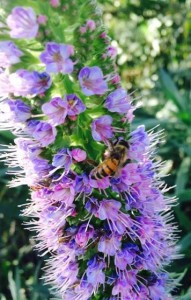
[91,139,128,180]
[92,158,119,179]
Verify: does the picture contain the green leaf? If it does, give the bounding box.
[15,268,22,300]
[0,131,15,141]
[179,233,191,252]
[8,271,17,300]
[180,287,191,300]
[159,69,185,111]
[175,157,190,194]
[174,205,191,231]
[178,189,191,202]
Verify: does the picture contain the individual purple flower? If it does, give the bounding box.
[98,199,121,221]
[130,125,149,145]
[75,223,94,247]
[9,70,51,97]
[71,148,86,162]
[30,72,52,95]
[78,66,108,96]
[112,271,137,297]
[52,149,72,171]
[51,181,75,207]
[148,274,172,300]
[91,115,113,142]
[89,176,110,189]
[104,88,131,114]
[75,173,93,195]
[9,70,34,97]
[86,257,105,290]
[28,158,51,176]
[42,97,68,126]
[0,72,12,98]
[118,163,141,186]
[138,160,155,180]
[0,99,31,122]
[6,7,39,39]
[114,248,134,270]
[0,41,23,68]
[85,197,99,216]
[65,94,86,116]
[26,120,41,135]
[128,125,150,161]
[14,138,42,160]
[24,157,51,186]
[27,120,57,147]
[98,233,121,256]
[40,42,74,74]
[97,199,125,235]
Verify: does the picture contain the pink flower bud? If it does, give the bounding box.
[71,148,87,162]
[111,74,121,84]
[37,15,47,25]
[68,115,77,121]
[100,32,107,39]
[86,19,96,31]
[80,26,87,34]
[50,0,60,7]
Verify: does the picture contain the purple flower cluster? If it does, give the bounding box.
[5,108,176,299]
[0,3,179,300]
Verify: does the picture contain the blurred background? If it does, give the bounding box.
[1,0,191,299]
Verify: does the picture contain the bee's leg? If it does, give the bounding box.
[113,162,123,178]
[58,237,65,243]
[105,139,113,151]
[86,159,97,166]
[90,168,99,180]
[114,170,120,178]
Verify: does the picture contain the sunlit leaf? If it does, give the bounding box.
[179,233,191,252]
[159,69,186,111]
[175,157,190,194]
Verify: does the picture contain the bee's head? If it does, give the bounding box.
[116,139,129,149]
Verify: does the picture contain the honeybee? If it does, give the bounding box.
[91,139,128,179]
[30,178,51,191]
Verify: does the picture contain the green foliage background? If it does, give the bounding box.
[0,0,191,299]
